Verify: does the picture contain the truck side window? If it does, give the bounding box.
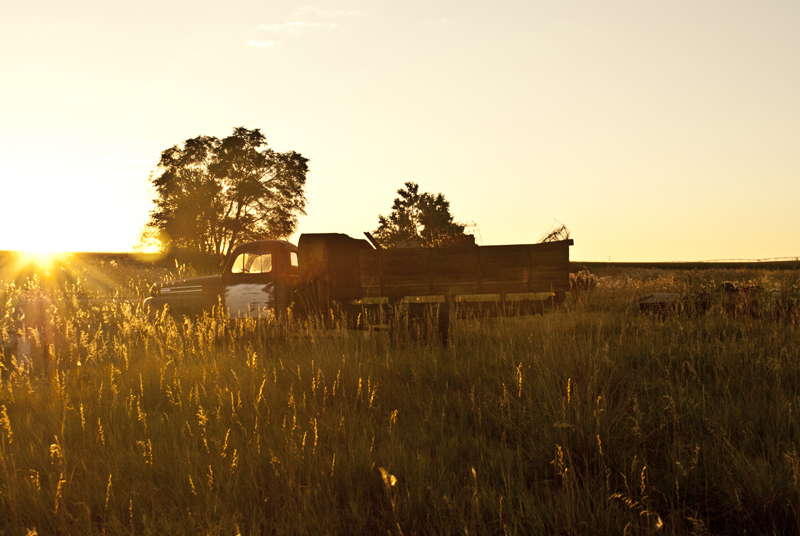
[231,253,273,274]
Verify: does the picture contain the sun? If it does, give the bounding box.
[9,225,77,256]
[18,249,63,268]
[15,236,69,267]
[9,231,73,274]
[10,250,68,284]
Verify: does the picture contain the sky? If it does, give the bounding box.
[1,0,798,261]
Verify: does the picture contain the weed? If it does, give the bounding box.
[0,258,797,534]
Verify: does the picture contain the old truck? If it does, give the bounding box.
[144,233,574,340]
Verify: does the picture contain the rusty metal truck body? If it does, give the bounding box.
[145,233,574,336]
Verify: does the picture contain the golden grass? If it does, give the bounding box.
[0,262,798,534]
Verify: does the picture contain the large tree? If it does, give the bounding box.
[146,127,308,256]
[372,182,470,248]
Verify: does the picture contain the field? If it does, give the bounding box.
[1,252,799,535]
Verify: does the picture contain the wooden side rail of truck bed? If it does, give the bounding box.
[297,233,573,306]
[358,240,572,298]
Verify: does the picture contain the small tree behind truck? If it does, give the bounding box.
[144,232,574,341]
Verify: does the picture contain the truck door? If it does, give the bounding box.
[224,250,276,318]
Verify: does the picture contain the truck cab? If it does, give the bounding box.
[145,240,299,318]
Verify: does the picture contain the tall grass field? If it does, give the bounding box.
[1,252,798,535]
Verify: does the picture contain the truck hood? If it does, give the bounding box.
[150,275,222,297]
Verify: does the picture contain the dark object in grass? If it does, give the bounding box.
[639,281,795,317]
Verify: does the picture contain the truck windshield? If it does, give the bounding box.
[230,252,273,274]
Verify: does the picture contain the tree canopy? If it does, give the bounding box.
[145,127,308,256]
[372,182,471,248]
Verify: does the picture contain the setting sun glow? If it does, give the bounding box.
[17,249,63,269]
[6,230,71,258]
